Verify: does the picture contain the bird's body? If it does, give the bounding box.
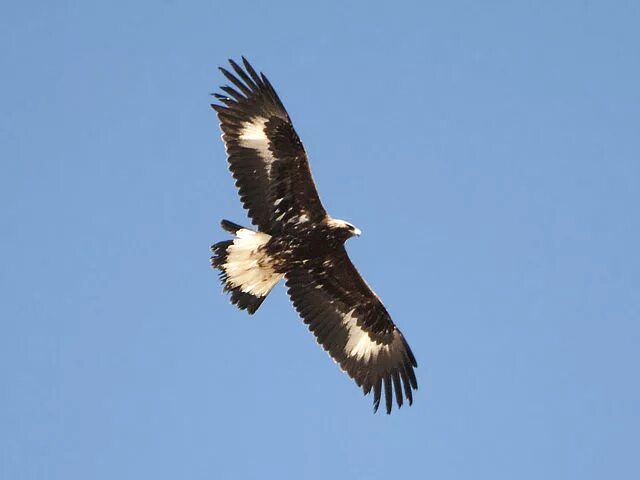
[210,58,417,413]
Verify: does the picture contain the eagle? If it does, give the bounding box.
[210,58,417,413]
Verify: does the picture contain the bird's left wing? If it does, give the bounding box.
[285,247,418,414]
[211,58,327,235]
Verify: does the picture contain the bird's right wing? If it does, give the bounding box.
[211,58,327,235]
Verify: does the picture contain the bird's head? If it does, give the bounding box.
[325,217,362,241]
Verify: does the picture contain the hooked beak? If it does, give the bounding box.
[353,227,362,237]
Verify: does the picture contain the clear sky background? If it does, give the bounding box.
[1,1,639,479]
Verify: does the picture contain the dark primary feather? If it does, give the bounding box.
[211,57,327,235]
[285,247,418,414]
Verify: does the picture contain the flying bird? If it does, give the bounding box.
[210,58,417,413]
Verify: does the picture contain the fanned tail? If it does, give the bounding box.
[210,220,283,314]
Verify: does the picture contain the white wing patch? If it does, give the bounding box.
[342,309,400,363]
[238,117,274,176]
[224,228,283,297]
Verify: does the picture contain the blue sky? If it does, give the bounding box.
[1,1,639,478]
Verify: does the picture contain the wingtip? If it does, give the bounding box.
[228,57,241,70]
